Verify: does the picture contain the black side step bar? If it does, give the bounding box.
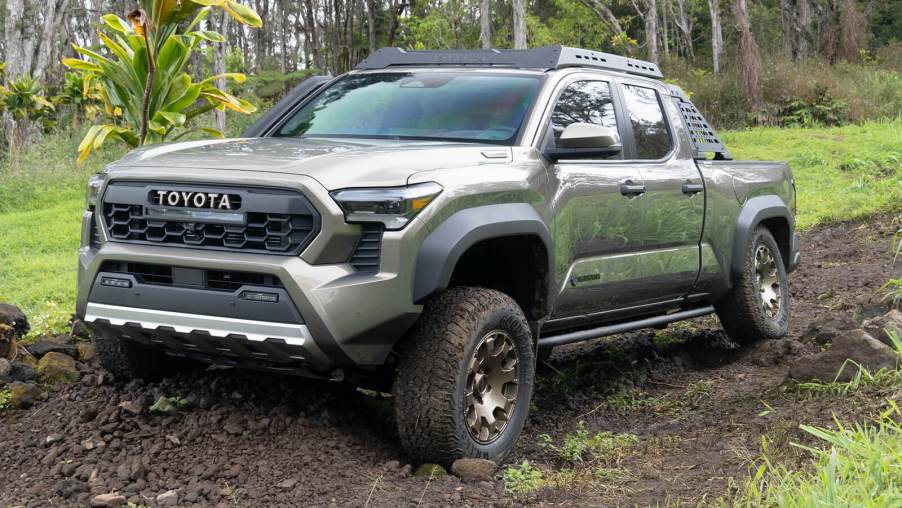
[537,306,715,348]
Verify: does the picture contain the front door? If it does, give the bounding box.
[545,78,649,320]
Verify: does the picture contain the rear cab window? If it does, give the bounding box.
[620,84,673,160]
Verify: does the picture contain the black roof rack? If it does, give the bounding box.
[356,46,664,79]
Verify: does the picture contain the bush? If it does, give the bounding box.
[666,57,902,129]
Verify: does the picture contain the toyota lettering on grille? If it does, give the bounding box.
[151,190,241,210]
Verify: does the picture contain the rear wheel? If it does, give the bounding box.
[716,226,790,344]
[393,287,535,465]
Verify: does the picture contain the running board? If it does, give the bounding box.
[537,306,715,348]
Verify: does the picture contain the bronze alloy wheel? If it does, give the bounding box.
[754,244,781,319]
[465,330,520,444]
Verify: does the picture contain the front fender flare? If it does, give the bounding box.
[730,195,794,277]
[412,203,553,304]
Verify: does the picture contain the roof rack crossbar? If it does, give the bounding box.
[355,46,664,79]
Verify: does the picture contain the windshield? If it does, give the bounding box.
[275,72,543,145]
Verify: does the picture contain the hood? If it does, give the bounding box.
[112,137,510,190]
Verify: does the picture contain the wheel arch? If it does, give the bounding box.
[731,195,794,277]
[412,204,554,320]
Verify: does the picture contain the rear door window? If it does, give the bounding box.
[621,84,672,159]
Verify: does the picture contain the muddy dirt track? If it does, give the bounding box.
[1,214,900,507]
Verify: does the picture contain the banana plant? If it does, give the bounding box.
[1,74,55,158]
[53,72,105,130]
[63,0,262,163]
[1,74,54,121]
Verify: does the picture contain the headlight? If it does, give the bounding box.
[86,173,107,210]
[330,182,442,230]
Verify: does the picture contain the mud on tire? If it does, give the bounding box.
[91,325,195,381]
[393,287,535,466]
[716,226,790,344]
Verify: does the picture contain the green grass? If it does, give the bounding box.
[722,404,902,507]
[1,121,900,335]
[721,120,902,229]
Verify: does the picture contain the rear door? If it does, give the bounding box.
[617,81,705,302]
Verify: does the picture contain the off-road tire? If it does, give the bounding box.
[92,325,194,381]
[393,287,535,466]
[716,226,790,344]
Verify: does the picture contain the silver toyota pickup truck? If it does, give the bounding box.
[77,46,800,464]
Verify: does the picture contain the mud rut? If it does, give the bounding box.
[1,214,899,507]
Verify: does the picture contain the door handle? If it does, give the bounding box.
[681,181,704,195]
[620,181,646,197]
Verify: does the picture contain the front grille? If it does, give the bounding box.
[101,182,319,255]
[100,261,284,292]
[349,224,384,273]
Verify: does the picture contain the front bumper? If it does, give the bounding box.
[77,170,425,371]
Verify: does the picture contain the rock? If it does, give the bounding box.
[451,458,497,482]
[413,464,447,478]
[863,309,902,347]
[90,493,127,507]
[0,303,29,338]
[26,339,77,359]
[800,314,859,346]
[118,400,143,416]
[116,457,147,481]
[44,434,64,447]
[0,358,9,377]
[743,338,807,367]
[55,478,87,499]
[37,352,80,384]
[71,319,92,339]
[5,361,37,382]
[277,478,298,489]
[156,489,179,506]
[787,329,900,383]
[8,381,39,409]
[76,342,97,362]
[81,436,106,452]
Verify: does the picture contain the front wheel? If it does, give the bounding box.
[393,287,535,466]
[716,226,791,344]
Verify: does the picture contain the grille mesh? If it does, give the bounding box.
[101,186,318,255]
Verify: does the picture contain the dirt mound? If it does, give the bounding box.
[1,214,899,507]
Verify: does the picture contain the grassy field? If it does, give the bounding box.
[0,121,900,335]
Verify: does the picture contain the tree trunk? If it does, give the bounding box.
[304,0,321,70]
[366,0,376,55]
[733,0,762,109]
[580,0,625,35]
[480,0,492,49]
[708,0,723,72]
[675,0,694,60]
[645,0,659,64]
[662,0,670,58]
[214,11,230,134]
[35,0,72,79]
[512,0,527,49]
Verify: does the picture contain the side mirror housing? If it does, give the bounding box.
[545,123,622,161]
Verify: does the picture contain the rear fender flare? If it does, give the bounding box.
[730,195,793,277]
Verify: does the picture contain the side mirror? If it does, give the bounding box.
[546,123,622,161]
